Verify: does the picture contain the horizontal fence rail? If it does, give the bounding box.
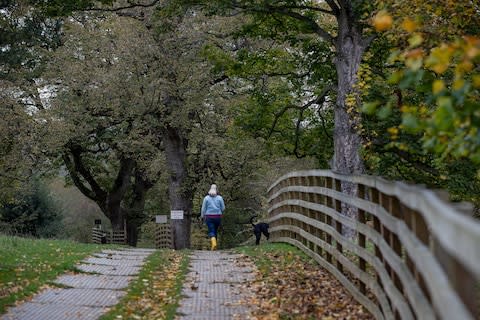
[266,170,480,320]
[92,228,127,244]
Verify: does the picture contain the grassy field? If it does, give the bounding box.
[0,235,108,314]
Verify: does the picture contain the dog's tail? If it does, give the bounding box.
[249,215,256,227]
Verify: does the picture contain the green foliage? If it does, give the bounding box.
[0,235,107,313]
[0,100,36,205]
[368,2,480,165]
[31,0,114,17]
[0,1,64,80]
[202,24,336,165]
[361,3,480,209]
[40,13,168,238]
[0,178,62,237]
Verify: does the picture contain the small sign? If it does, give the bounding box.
[155,215,168,224]
[170,210,184,220]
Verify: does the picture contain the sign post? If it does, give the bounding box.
[155,215,168,224]
[170,210,184,220]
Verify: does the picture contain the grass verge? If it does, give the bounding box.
[236,242,312,274]
[236,243,373,320]
[0,235,109,314]
[100,249,190,320]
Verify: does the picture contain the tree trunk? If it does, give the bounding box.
[126,220,139,247]
[63,145,135,243]
[125,170,154,247]
[164,125,192,249]
[106,199,126,231]
[105,157,135,234]
[333,10,368,238]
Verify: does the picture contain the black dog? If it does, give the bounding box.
[250,216,269,245]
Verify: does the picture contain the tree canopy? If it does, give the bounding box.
[1,0,479,244]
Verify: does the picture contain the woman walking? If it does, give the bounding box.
[201,184,225,250]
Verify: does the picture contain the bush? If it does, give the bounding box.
[0,178,62,237]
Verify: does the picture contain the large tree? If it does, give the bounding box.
[0,0,62,205]
[151,10,247,248]
[164,1,379,237]
[171,1,376,174]
[43,7,248,248]
[42,14,164,245]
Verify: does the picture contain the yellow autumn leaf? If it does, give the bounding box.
[408,33,423,47]
[426,45,454,75]
[372,11,393,31]
[387,127,399,140]
[404,48,423,70]
[456,60,474,73]
[472,74,480,88]
[453,78,465,91]
[401,18,417,33]
[419,106,428,115]
[404,48,424,59]
[405,56,423,71]
[465,46,480,59]
[432,79,445,94]
[464,35,480,48]
[431,63,448,74]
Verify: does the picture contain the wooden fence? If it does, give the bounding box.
[267,170,480,320]
[155,223,172,249]
[92,222,127,245]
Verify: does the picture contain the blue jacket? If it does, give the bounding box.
[201,195,225,217]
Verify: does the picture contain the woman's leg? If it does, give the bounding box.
[206,217,221,250]
[212,217,221,237]
[206,218,217,238]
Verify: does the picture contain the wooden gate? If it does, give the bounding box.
[155,223,172,249]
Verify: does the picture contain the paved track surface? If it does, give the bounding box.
[175,250,256,320]
[1,248,154,320]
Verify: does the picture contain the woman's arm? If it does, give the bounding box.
[201,197,207,218]
[220,197,225,213]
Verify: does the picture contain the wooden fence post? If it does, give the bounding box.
[432,234,479,317]
[334,178,343,273]
[358,184,367,295]
[325,177,333,263]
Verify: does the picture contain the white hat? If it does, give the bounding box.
[208,184,217,196]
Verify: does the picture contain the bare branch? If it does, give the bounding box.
[64,142,108,203]
[325,0,341,15]
[62,150,97,202]
[281,5,336,16]
[268,85,334,138]
[231,2,335,44]
[86,0,161,13]
[264,6,334,44]
[317,107,333,140]
[292,109,307,158]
